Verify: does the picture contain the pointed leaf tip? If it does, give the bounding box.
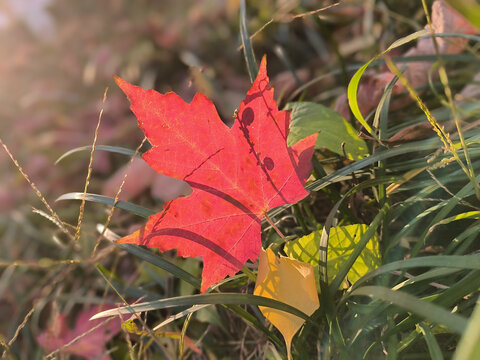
[254,248,319,358]
[113,75,125,89]
[114,76,140,102]
[257,55,267,78]
[114,75,131,97]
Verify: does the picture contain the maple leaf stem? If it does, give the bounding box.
[264,213,285,238]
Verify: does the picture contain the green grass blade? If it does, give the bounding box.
[307,137,440,191]
[225,304,284,349]
[418,322,444,360]
[386,317,399,360]
[265,137,441,224]
[289,53,478,102]
[240,0,257,83]
[347,30,428,136]
[350,286,468,334]
[449,222,480,255]
[91,293,312,322]
[153,304,210,331]
[431,270,480,308]
[56,145,139,164]
[453,299,480,360]
[411,175,480,257]
[56,192,155,218]
[403,267,462,286]
[381,271,480,345]
[350,255,480,291]
[117,243,201,289]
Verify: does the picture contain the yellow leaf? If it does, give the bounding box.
[254,248,320,359]
[329,224,381,285]
[284,224,381,287]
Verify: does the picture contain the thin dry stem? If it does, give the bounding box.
[32,207,76,231]
[0,259,80,269]
[5,307,35,349]
[426,168,477,209]
[0,138,72,239]
[421,0,480,199]
[237,3,339,51]
[383,56,472,182]
[75,88,109,242]
[0,246,115,270]
[96,268,165,351]
[119,312,137,360]
[0,336,12,359]
[92,136,148,255]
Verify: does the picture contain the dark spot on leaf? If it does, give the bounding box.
[264,157,274,170]
[242,107,254,126]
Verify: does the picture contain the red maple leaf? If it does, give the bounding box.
[115,57,317,292]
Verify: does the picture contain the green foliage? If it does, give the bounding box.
[347,29,429,136]
[286,102,369,160]
[454,300,480,359]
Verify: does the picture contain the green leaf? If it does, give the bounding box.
[284,224,381,286]
[286,102,369,160]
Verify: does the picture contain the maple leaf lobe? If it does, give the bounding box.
[116,56,317,292]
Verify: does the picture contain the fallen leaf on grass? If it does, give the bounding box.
[285,224,381,287]
[37,305,122,359]
[254,248,319,359]
[115,56,317,292]
[286,101,369,160]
